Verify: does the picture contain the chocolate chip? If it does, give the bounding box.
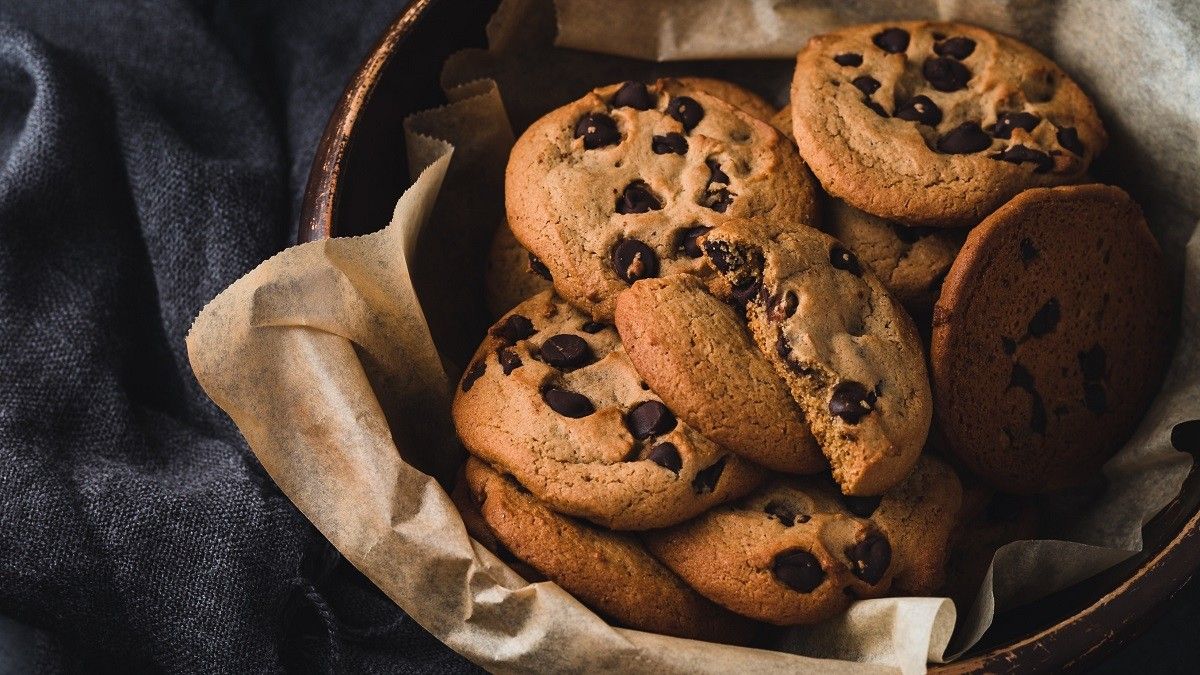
[542,386,595,418]
[1078,344,1106,381]
[936,122,992,154]
[841,494,882,518]
[497,347,522,375]
[872,28,910,53]
[491,314,535,343]
[461,360,485,392]
[666,96,704,131]
[851,75,881,96]
[573,113,619,149]
[863,98,889,118]
[652,132,688,155]
[1009,364,1047,434]
[539,334,593,369]
[615,181,661,214]
[993,145,1053,172]
[1171,420,1200,454]
[1083,382,1108,414]
[833,52,863,66]
[934,36,976,59]
[703,189,735,213]
[769,290,799,321]
[581,321,606,334]
[991,112,1040,139]
[1002,337,1017,355]
[1027,298,1061,337]
[1020,237,1039,264]
[729,277,762,306]
[612,81,653,110]
[894,95,942,126]
[1010,362,1036,390]
[764,500,800,526]
[678,225,711,258]
[611,238,659,283]
[1057,126,1085,156]
[923,57,971,92]
[829,381,875,424]
[692,458,726,494]
[647,442,683,473]
[772,549,825,592]
[528,253,552,280]
[847,534,891,585]
[626,400,677,439]
[830,245,864,276]
[892,222,929,244]
[705,157,729,185]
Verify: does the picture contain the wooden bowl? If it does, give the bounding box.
[298,0,1200,669]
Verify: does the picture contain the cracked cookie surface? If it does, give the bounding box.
[452,291,766,529]
[932,184,1172,493]
[791,21,1106,227]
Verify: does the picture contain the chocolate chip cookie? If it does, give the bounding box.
[506,78,819,320]
[460,458,758,643]
[932,184,1172,493]
[453,291,766,529]
[791,21,1106,227]
[702,220,932,495]
[615,273,825,474]
[484,219,553,318]
[644,456,960,625]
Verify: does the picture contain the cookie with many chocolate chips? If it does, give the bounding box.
[932,184,1172,493]
[484,219,554,318]
[506,78,818,320]
[791,21,1106,227]
[615,273,825,474]
[453,291,765,529]
[644,455,960,625]
[459,458,759,643]
[702,219,932,495]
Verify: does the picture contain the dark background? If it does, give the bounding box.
[0,0,1193,672]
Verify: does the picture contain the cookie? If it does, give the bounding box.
[506,78,819,320]
[701,220,932,495]
[450,464,545,582]
[932,184,1172,493]
[484,219,553,318]
[791,21,1106,227]
[769,104,793,138]
[615,273,825,474]
[675,77,778,122]
[461,458,758,643]
[644,456,961,625]
[452,291,766,529]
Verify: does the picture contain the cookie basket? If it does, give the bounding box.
[290,0,1200,670]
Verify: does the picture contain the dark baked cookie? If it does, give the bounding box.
[506,78,819,320]
[452,291,766,529]
[484,219,553,318]
[615,273,825,474]
[932,184,1172,493]
[791,21,1106,227]
[644,456,961,625]
[462,458,758,643]
[702,219,932,495]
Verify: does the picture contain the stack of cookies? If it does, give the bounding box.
[452,21,1173,642]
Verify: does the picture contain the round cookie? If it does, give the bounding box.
[461,458,758,643]
[506,78,819,321]
[701,219,932,495]
[791,21,1106,227]
[932,184,1172,493]
[644,456,961,625]
[484,219,553,318]
[676,77,778,122]
[615,273,825,474]
[452,291,766,530]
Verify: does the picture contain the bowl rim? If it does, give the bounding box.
[297,1,1200,670]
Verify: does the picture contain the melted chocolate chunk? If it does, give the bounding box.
[705,157,730,185]
[678,225,711,258]
[990,112,1040,139]
[829,381,876,424]
[872,27,910,53]
[692,458,726,494]
[894,95,942,126]
[1078,344,1106,381]
[461,360,485,392]
[841,494,882,518]
[833,52,863,66]
[730,277,762,306]
[612,81,654,110]
[666,96,704,131]
[863,98,889,118]
[497,347,522,375]
[528,253,552,280]
[615,181,662,214]
[1002,336,1017,356]
[542,386,595,418]
[993,145,1053,172]
[923,57,971,92]
[647,442,682,473]
[652,132,688,155]
[769,290,799,321]
[1027,298,1061,337]
[1008,363,1046,434]
[491,314,535,343]
[581,321,606,334]
[1056,126,1085,156]
[851,75,881,96]
[611,238,659,283]
[847,534,892,585]
[830,245,864,276]
[1083,382,1108,414]
[1020,237,1039,264]
[934,36,976,59]
[538,334,593,369]
[937,122,992,154]
[573,113,619,149]
[773,549,826,592]
[765,500,800,526]
[625,400,677,439]
[703,189,734,213]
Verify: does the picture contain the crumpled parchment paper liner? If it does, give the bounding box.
[188,0,1200,672]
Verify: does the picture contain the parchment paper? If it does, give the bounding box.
[187,0,1200,672]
